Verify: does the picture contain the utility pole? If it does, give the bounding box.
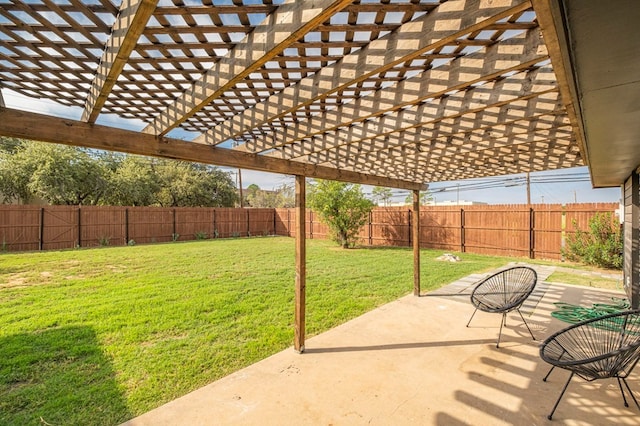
[526,172,531,205]
[232,140,244,207]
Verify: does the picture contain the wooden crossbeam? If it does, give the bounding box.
[82,0,158,123]
[332,124,575,173]
[142,0,353,136]
[0,107,425,191]
[269,66,559,160]
[335,133,577,182]
[198,0,531,146]
[346,137,580,181]
[245,26,548,153]
[316,114,572,167]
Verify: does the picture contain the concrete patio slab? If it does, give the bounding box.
[123,265,637,425]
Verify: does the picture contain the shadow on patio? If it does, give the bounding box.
[123,266,639,425]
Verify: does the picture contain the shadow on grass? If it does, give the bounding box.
[0,326,131,425]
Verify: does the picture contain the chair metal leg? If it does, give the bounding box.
[496,313,506,348]
[617,377,630,408]
[517,308,535,341]
[548,372,574,420]
[543,365,555,382]
[466,307,478,327]
[622,378,640,410]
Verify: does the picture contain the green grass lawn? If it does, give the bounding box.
[0,237,547,424]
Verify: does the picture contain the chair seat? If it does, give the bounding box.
[539,309,640,419]
[466,266,538,347]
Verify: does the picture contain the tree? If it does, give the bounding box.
[246,183,295,208]
[0,138,32,203]
[404,190,433,205]
[102,155,160,206]
[308,179,374,248]
[371,186,393,206]
[1,141,109,205]
[0,139,238,207]
[154,160,237,207]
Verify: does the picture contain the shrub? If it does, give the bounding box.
[308,180,374,248]
[194,231,208,240]
[563,212,623,269]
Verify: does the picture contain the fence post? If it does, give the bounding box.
[408,209,412,247]
[77,207,82,248]
[529,207,535,259]
[460,208,465,253]
[172,208,177,240]
[125,208,129,245]
[309,210,313,240]
[246,209,250,237]
[287,209,291,236]
[39,207,45,251]
[273,209,277,236]
[368,210,373,246]
[212,208,216,238]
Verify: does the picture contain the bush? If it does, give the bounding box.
[563,212,623,269]
[308,180,374,248]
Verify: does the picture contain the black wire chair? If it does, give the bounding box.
[540,309,640,420]
[466,266,538,348]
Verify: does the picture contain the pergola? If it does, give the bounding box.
[1,0,638,351]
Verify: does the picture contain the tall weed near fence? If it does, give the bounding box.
[0,203,618,260]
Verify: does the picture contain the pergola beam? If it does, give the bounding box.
[0,107,426,191]
[143,0,353,136]
[348,139,582,182]
[347,136,578,176]
[319,122,574,169]
[81,0,158,123]
[199,0,531,146]
[272,67,560,160]
[245,27,548,153]
[531,0,589,167]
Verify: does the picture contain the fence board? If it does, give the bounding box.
[0,203,619,259]
[0,205,40,251]
[81,206,127,247]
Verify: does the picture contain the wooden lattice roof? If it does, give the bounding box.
[0,0,586,190]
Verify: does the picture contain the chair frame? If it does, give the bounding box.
[466,266,538,348]
[540,309,640,420]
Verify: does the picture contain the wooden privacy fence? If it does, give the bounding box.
[0,203,618,260]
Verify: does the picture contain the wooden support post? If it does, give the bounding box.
[624,172,640,309]
[413,190,421,296]
[294,175,306,352]
[529,207,535,259]
[408,209,412,247]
